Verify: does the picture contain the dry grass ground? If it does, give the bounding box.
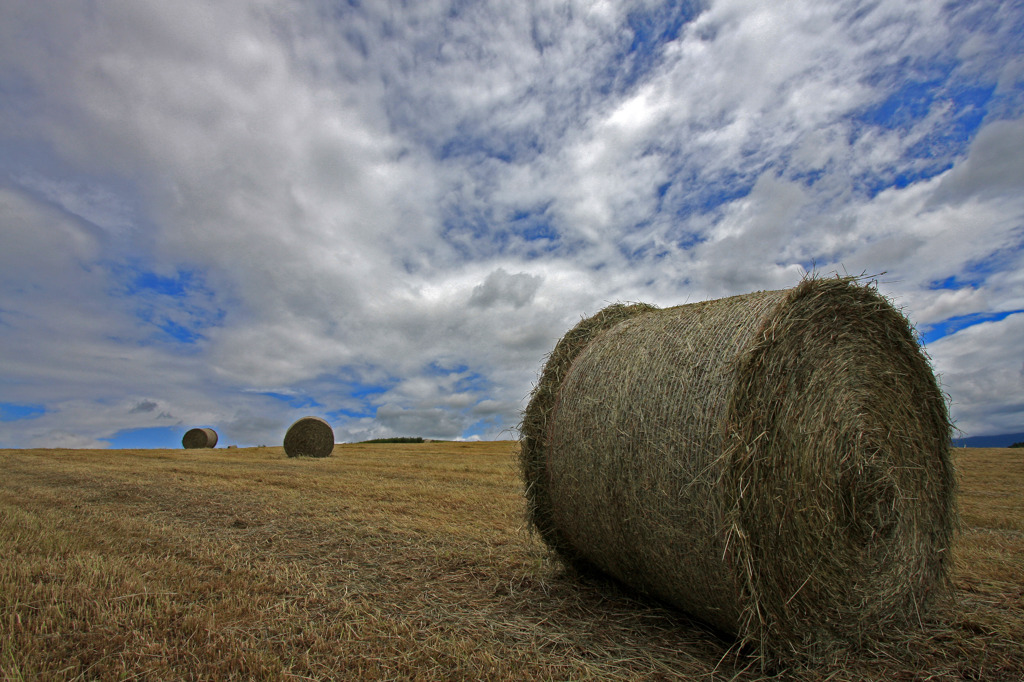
[1,442,1021,680]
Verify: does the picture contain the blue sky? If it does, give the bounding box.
[1,0,1023,448]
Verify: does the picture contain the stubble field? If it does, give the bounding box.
[1,442,1021,680]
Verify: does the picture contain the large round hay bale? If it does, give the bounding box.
[284,416,334,458]
[520,277,956,664]
[182,427,218,449]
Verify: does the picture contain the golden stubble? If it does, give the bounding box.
[1,443,1021,681]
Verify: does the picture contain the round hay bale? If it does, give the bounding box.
[182,427,218,449]
[284,416,334,458]
[519,277,956,665]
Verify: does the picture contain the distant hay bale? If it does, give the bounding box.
[519,277,957,665]
[284,416,335,458]
[182,427,218,449]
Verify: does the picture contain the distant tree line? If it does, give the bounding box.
[356,437,425,444]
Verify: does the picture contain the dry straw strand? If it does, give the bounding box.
[182,427,218,449]
[284,416,335,458]
[519,276,957,668]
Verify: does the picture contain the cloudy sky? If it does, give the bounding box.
[1,0,1022,448]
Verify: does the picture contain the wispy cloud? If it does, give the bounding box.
[1,0,1022,446]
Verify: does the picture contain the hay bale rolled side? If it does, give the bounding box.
[284,416,335,458]
[182,427,218,449]
[519,302,657,563]
[519,277,956,664]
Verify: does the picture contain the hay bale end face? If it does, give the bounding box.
[182,427,218,449]
[520,277,957,665]
[284,416,335,458]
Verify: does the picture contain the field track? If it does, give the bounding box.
[2,443,1021,680]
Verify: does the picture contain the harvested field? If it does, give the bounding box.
[1,443,1021,680]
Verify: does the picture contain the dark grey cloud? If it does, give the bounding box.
[375,404,467,440]
[129,400,158,414]
[930,118,1024,206]
[469,269,543,309]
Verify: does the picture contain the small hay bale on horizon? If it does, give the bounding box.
[182,427,218,449]
[284,416,335,458]
[519,276,957,667]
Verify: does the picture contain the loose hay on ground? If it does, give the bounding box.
[519,276,957,667]
[182,427,218,449]
[284,416,335,458]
